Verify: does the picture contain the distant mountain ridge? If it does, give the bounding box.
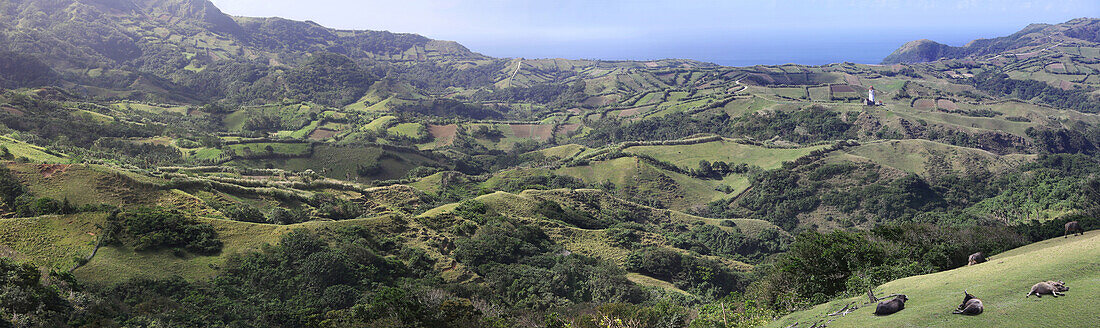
[882,17,1100,64]
[0,0,493,104]
[0,0,484,66]
[0,0,715,105]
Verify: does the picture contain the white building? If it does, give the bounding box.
[868,86,876,103]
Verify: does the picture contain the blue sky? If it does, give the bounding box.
[210,0,1099,66]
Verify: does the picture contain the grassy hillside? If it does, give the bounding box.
[836,139,1034,177]
[0,136,68,163]
[73,215,397,284]
[0,213,105,271]
[418,188,772,271]
[624,139,827,170]
[768,230,1100,327]
[6,163,184,208]
[554,156,746,210]
[3,1,1100,325]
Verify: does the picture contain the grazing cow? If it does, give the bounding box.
[952,290,984,315]
[1026,281,1069,298]
[1065,221,1084,238]
[967,252,986,266]
[874,295,908,316]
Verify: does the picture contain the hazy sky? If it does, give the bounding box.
[210,0,1099,65]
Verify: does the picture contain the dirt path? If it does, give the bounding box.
[508,59,523,83]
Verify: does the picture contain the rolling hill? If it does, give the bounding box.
[883,18,1100,64]
[768,230,1100,327]
[0,0,1099,325]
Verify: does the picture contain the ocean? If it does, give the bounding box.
[459,28,1014,67]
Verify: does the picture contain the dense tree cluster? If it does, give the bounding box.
[586,106,855,146]
[285,53,375,107]
[105,207,223,255]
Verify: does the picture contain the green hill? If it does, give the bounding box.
[554,156,748,211]
[624,139,827,170]
[3,0,1100,325]
[768,230,1100,327]
[883,18,1100,63]
[834,139,1034,177]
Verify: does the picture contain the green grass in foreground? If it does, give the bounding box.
[768,230,1100,327]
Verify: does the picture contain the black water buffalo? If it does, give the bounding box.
[1065,221,1083,238]
[1026,281,1069,298]
[967,252,986,266]
[952,290,983,315]
[874,295,908,316]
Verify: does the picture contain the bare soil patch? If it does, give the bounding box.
[428,124,457,146]
[308,129,337,140]
[617,107,644,117]
[936,99,959,110]
[830,84,857,93]
[37,164,71,178]
[914,99,936,110]
[557,124,581,135]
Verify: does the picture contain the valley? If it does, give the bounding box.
[0,0,1098,326]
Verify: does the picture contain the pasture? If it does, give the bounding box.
[768,230,1100,327]
[623,139,827,170]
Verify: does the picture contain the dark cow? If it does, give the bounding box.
[967,252,986,266]
[1026,281,1069,298]
[1064,221,1084,238]
[874,295,908,316]
[952,290,984,315]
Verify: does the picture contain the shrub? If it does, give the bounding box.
[0,166,25,209]
[221,203,266,223]
[268,207,311,225]
[111,207,223,255]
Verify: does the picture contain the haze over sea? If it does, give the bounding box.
[212,0,1099,66]
[462,27,1015,66]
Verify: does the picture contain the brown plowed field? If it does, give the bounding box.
[308,129,337,140]
[830,84,856,93]
[428,124,457,145]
